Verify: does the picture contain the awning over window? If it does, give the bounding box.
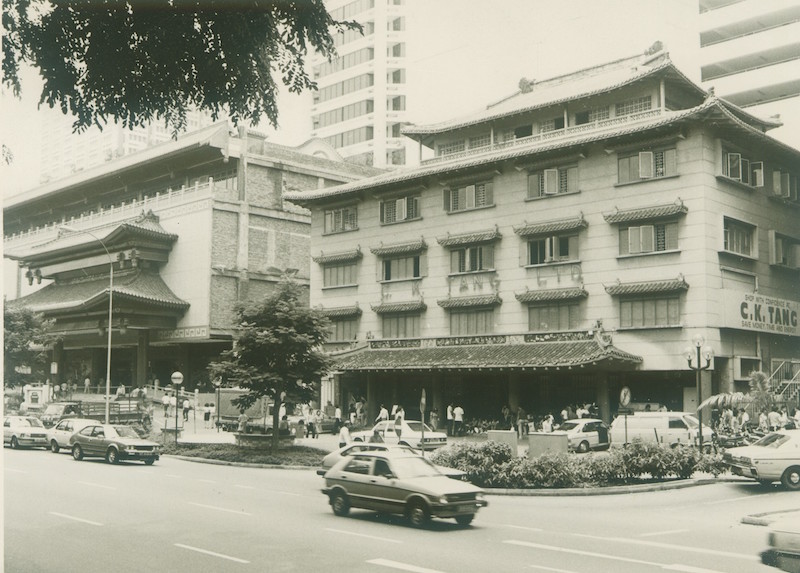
[437,227,501,247]
[603,199,687,224]
[370,238,427,257]
[332,339,642,372]
[515,287,588,303]
[605,276,689,296]
[312,248,362,264]
[371,300,427,314]
[318,305,362,318]
[513,214,587,237]
[437,294,502,309]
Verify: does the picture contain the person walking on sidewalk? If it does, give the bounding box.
[338,421,352,448]
[453,404,464,437]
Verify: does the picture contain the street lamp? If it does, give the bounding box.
[171,371,184,445]
[685,334,714,451]
[213,377,222,432]
[60,225,113,424]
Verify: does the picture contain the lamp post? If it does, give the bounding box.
[213,377,222,432]
[171,371,184,445]
[59,225,113,424]
[685,334,714,451]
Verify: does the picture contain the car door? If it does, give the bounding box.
[85,426,106,455]
[335,456,374,509]
[3,418,11,443]
[367,458,403,514]
[582,422,599,448]
[54,420,72,447]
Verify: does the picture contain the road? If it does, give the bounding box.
[4,446,796,573]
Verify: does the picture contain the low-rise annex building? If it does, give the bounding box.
[286,46,800,425]
[4,123,381,393]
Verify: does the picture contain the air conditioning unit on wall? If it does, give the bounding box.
[734,356,761,380]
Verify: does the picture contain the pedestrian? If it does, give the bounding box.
[334,404,342,432]
[203,403,211,429]
[446,403,454,436]
[182,398,190,421]
[394,406,404,439]
[314,409,323,438]
[84,377,91,394]
[279,415,290,434]
[209,401,216,429]
[542,415,553,433]
[516,406,527,438]
[338,421,352,448]
[560,406,569,423]
[376,404,389,423]
[162,393,170,417]
[453,404,464,436]
[307,412,317,439]
[355,399,363,427]
[359,398,368,426]
[237,411,249,433]
[429,408,439,430]
[768,407,781,431]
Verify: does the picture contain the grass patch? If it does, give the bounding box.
[160,442,327,466]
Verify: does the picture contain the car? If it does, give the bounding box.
[4,416,48,449]
[322,451,487,527]
[40,401,82,427]
[69,423,160,465]
[46,417,97,453]
[609,411,713,448]
[762,516,800,572]
[351,420,447,450]
[724,429,800,489]
[317,442,467,480]
[558,418,610,452]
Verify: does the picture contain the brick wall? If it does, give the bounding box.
[211,210,239,268]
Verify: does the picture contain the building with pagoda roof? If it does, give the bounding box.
[4,123,381,393]
[286,46,800,425]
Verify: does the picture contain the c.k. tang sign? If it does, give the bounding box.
[723,292,799,336]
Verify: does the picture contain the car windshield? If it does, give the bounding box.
[43,405,63,415]
[110,426,140,439]
[753,433,791,448]
[404,421,433,433]
[683,415,701,429]
[560,422,579,431]
[22,418,44,427]
[390,456,442,479]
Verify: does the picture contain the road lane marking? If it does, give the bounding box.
[234,484,255,490]
[174,543,249,564]
[272,490,302,497]
[325,528,402,544]
[504,524,544,532]
[701,495,763,505]
[4,468,26,473]
[505,540,728,572]
[49,512,103,526]
[638,529,689,538]
[188,502,251,516]
[197,479,216,484]
[367,558,444,572]
[529,565,580,573]
[570,532,758,561]
[165,474,182,478]
[78,481,117,491]
[664,565,729,573]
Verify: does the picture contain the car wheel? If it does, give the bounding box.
[144,458,156,465]
[106,448,119,464]
[407,500,430,528]
[782,467,800,491]
[331,491,350,517]
[10,436,19,449]
[455,514,474,526]
[50,440,60,453]
[72,444,84,461]
[577,440,590,453]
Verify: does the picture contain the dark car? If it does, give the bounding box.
[322,451,487,527]
[69,423,160,464]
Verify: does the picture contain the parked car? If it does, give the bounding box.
[46,417,97,453]
[40,402,82,427]
[351,420,447,450]
[558,418,610,452]
[609,411,713,448]
[762,516,800,572]
[724,429,800,489]
[317,443,467,480]
[322,451,487,527]
[4,416,48,449]
[69,423,160,465]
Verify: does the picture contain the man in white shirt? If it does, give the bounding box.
[376,404,389,423]
[446,403,454,436]
[338,421,351,448]
[453,404,464,436]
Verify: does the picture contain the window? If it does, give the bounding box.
[528,303,580,332]
[575,107,609,125]
[620,296,680,327]
[330,318,358,341]
[313,99,374,129]
[450,245,494,273]
[515,125,534,138]
[314,74,374,104]
[528,166,578,198]
[615,95,652,116]
[380,195,419,223]
[721,148,763,187]
[618,148,676,183]
[382,255,420,281]
[769,231,799,268]
[439,140,465,157]
[528,234,578,264]
[469,133,491,149]
[772,170,798,199]
[324,206,358,233]
[324,126,373,149]
[539,117,564,133]
[342,457,371,474]
[443,182,494,212]
[382,314,420,338]
[323,262,358,287]
[450,309,494,335]
[723,218,755,257]
[619,222,678,255]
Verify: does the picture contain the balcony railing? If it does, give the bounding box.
[422,109,665,166]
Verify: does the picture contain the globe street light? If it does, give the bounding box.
[685,334,714,451]
[59,225,113,424]
[171,371,184,445]
[213,377,222,432]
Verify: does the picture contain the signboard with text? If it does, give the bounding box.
[722,292,799,336]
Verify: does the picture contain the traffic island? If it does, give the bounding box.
[234,432,295,448]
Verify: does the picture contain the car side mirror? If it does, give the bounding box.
[383,473,394,479]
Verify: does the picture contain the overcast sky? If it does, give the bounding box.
[0,0,701,196]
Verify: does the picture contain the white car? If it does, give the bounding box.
[317,442,466,479]
[4,416,48,449]
[46,417,97,453]
[762,516,800,572]
[558,418,611,453]
[724,429,800,489]
[351,420,447,450]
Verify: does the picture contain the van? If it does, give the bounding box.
[609,411,712,448]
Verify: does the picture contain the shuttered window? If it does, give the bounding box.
[620,297,680,327]
[380,196,419,223]
[443,182,494,212]
[528,234,578,264]
[450,245,494,273]
[324,206,358,233]
[619,222,678,255]
[618,148,676,183]
[323,262,358,287]
[527,166,578,198]
[528,303,580,332]
[449,309,495,335]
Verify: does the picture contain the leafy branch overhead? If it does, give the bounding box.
[2,0,360,133]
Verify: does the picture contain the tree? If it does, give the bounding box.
[208,279,332,450]
[4,306,53,388]
[3,0,359,133]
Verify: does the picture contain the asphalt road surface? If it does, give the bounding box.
[4,446,795,573]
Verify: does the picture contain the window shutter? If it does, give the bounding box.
[450,250,461,273]
[638,152,654,179]
[418,254,428,277]
[379,201,386,223]
[640,225,655,252]
[740,158,750,186]
[727,153,742,180]
[619,228,630,255]
[484,182,494,205]
[665,222,678,250]
[544,237,553,261]
[628,226,642,254]
[325,211,333,232]
[443,189,451,212]
[483,245,494,269]
[396,197,407,220]
[768,230,779,265]
[543,169,558,194]
[664,148,677,176]
[465,185,476,208]
[773,170,783,196]
[782,173,792,198]
[793,244,800,270]
[751,162,764,187]
[519,240,529,266]
[527,173,540,198]
[568,235,579,259]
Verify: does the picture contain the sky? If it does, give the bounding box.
[0,0,722,197]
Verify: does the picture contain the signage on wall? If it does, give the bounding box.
[722,292,799,336]
[155,326,210,341]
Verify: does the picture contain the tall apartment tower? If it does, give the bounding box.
[310,0,410,169]
[699,0,800,146]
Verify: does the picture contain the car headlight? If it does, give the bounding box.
[438,496,449,504]
[475,492,485,501]
[20,433,29,438]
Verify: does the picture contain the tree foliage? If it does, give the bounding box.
[4,305,53,388]
[3,0,359,133]
[208,279,331,449]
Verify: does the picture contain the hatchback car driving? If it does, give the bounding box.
[559,418,610,452]
[69,423,160,464]
[351,420,447,450]
[46,417,96,453]
[724,429,800,489]
[322,451,487,527]
[4,416,48,449]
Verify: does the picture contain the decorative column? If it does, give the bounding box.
[596,374,611,424]
[136,330,150,389]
